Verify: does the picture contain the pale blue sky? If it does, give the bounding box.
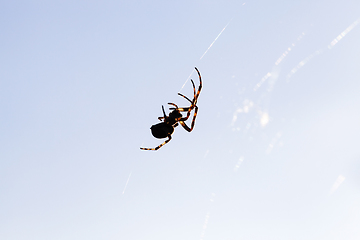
[1,1,360,239]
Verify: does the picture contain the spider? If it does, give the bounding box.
[140,67,202,151]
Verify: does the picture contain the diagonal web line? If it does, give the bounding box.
[122,172,132,194]
[199,17,234,60]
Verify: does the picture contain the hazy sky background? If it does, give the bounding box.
[1,1,360,239]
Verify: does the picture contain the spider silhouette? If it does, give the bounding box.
[140,67,202,151]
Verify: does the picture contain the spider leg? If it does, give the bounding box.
[178,93,193,103]
[179,105,198,132]
[140,135,172,151]
[177,91,196,121]
[177,79,196,103]
[157,105,169,121]
[177,67,203,121]
[168,103,191,113]
[161,105,167,118]
[179,85,199,121]
[191,79,196,98]
[193,67,202,105]
[179,68,202,104]
[179,106,196,121]
[169,107,190,112]
[168,102,179,109]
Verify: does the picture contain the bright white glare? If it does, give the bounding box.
[259,111,269,127]
[275,32,305,65]
[267,66,280,92]
[254,72,271,91]
[287,18,360,80]
[200,212,210,240]
[254,32,305,91]
[234,156,244,172]
[328,18,360,49]
[230,99,254,126]
[286,50,323,80]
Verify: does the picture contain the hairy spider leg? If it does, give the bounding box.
[177,88,200,131]
[177,93,196,121]
[168,96,192,112]
[167,102,179,108]
[178,92,193,103]
[165,67,203,121]
[178,79,196,104]
[178,79,201,128]
[178,93,199,122]
[193,67,202,105]
[177,85,197,121]
[177,67,203,122]
[158,105,168,121]
[161,105,167,118]
[179,105,198,132]
[169,107,191,112]
[190,79,196,99]
[140,135,172,151]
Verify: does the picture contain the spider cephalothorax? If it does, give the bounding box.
[140,67,202,151]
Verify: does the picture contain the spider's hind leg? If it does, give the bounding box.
[140,135,172,151]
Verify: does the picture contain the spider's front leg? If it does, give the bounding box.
[168,107,191,112]
[157,105,168,121]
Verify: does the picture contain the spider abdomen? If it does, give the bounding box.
[150,123,174,139]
